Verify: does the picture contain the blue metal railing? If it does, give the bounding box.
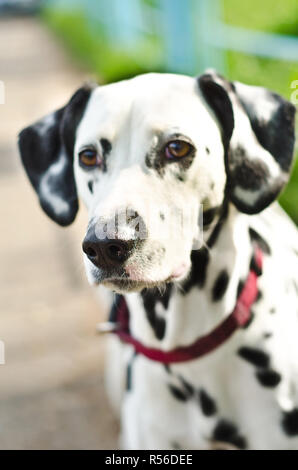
[45,0,298,75]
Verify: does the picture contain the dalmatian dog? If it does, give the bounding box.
[19,70,298,450]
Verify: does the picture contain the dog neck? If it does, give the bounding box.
[124,203,254,351]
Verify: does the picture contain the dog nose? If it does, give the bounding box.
[82,235,132,269]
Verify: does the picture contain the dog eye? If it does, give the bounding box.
[79,148,99,168]
[164,140,193,160]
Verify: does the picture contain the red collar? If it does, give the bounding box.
[108,247,263,364]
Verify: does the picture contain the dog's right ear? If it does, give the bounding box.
[199,71,296,215]
[18,84,94,226]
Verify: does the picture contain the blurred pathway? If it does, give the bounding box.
[0,16,118,449]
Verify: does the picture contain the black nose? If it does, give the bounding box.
[82,235,133,269]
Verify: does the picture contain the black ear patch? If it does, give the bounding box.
[198,74,234,149]
[199,71,296,214]
[18,84,94,226]
[235,86,295,173]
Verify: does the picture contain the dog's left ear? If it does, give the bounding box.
[199,70,296,214]
[18,84,94,226]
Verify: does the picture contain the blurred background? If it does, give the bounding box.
[0,0,297,450]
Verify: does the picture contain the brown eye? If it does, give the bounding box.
[164,140,192,160]
[79,148,98,168]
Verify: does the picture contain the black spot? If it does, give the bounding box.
[250,254,263,277]
[263,332,272,339]
[126,360,133,391]
[237,280,244,297]
[164,364,171,374]
[203,206,219,226]
[206,147,210,154]
[141,284,173,340]
[126,352,137,392]
[212,270,229,302]
[179,377,194,398]
[207,200,229,248]
[182,201,228,295]
[88,181,93,193]
[238,346,270,368]
[96,139,111,172]
[213,420,247,449]
[168,376,194,403]
[282,409,298,436]
[249,228,271,255]
[149,315,166,340]
[256,290,263,302]
[176,174,186,182]
[269,307,276,314]
[159,212,165,221]
[168,384,189,402]
[242,311,255,329]
[125,211,148,240]
[146,246,165,264]
[146,151,162,173]
[108,294,123,322]
[182,248,210,293]
[199,389,217,417]
[231,150,270,191]
[100,138,112,156]
[256,369,281,388]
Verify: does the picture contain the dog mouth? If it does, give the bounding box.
[102,278,169,293]
[89,268,166,291]
[89,263,189,292]
[101,267,189,293]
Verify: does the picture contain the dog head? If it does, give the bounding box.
[19,71,295,292]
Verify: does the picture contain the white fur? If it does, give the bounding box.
[75,74,226,286]
[71,73,298,449]
[39,153,69,216]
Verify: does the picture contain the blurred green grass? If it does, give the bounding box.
[43,8,164,81]
[224,0,298,36]
[43,0,298,222]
